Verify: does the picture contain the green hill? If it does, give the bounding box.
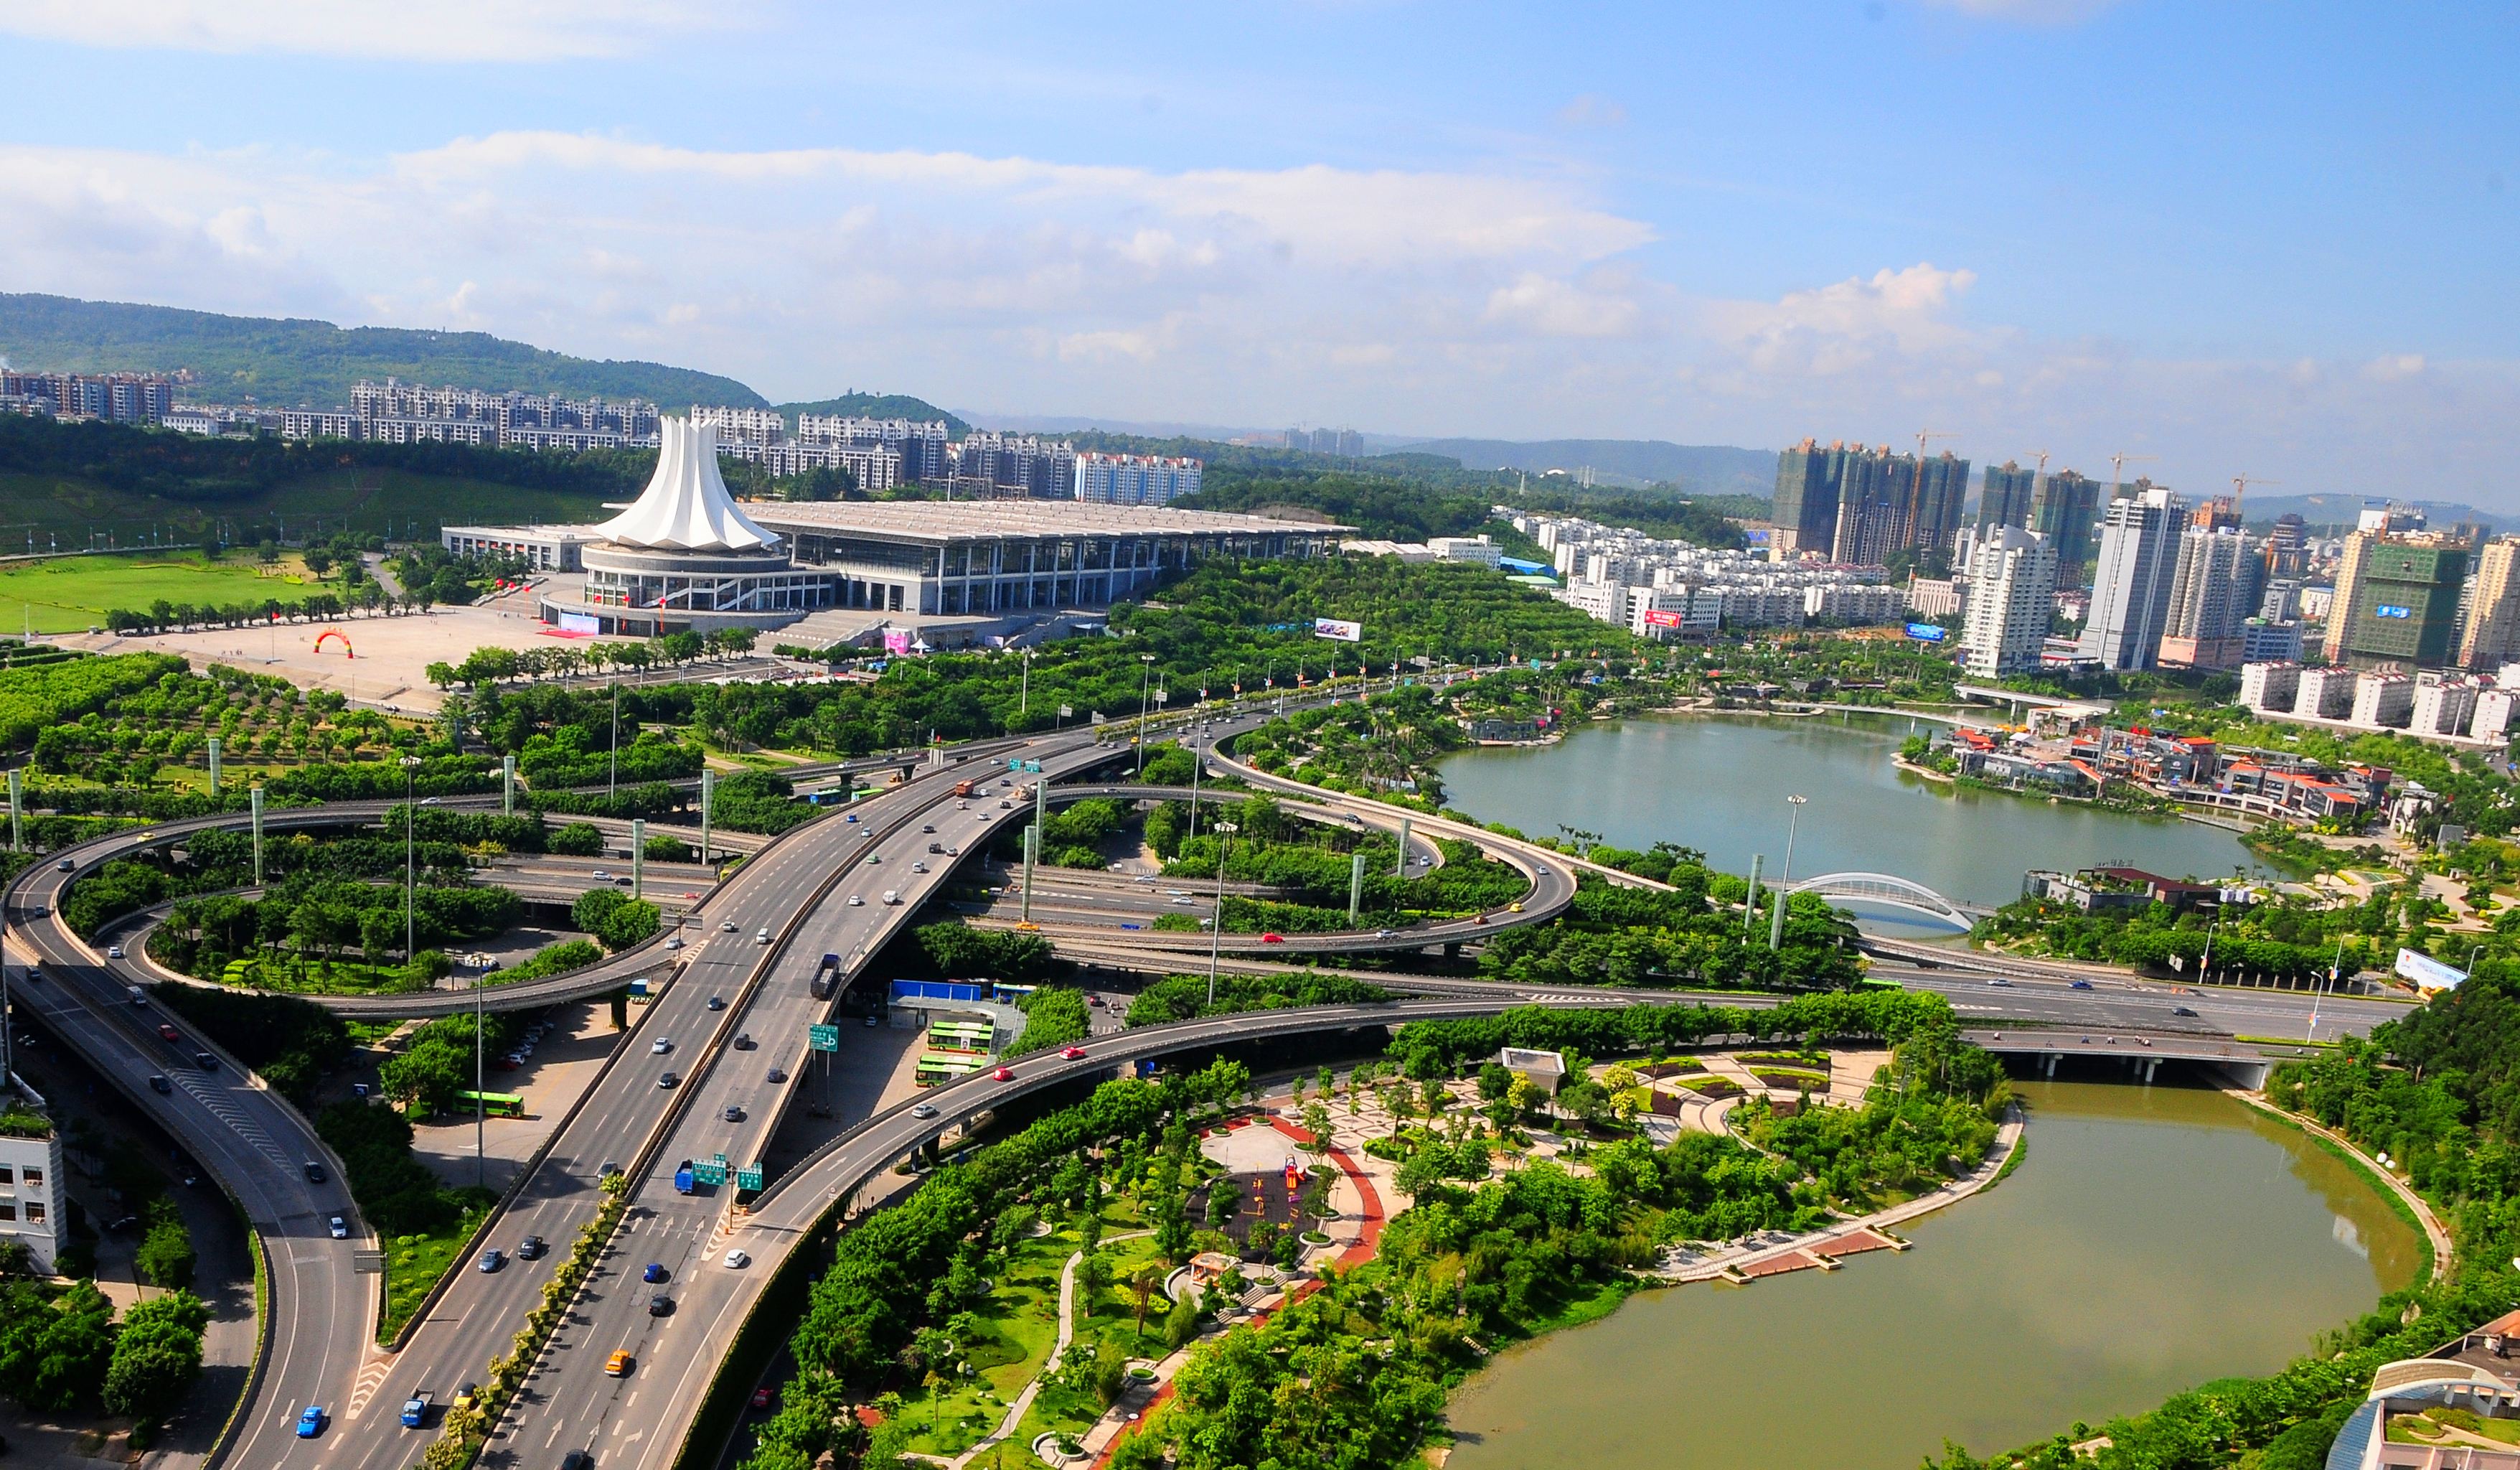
[773,393,969,436]
[0,293,767,411]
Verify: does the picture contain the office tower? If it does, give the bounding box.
[2028,469,2106,585]
[2326,530,2471,668]
[2158,525,2260,669]
[1957,527,2058,678]
[1772,440,1843,560]
[2458,537,2520,670]
[2078,484,2185,670]
[1979,462,2037,532]
[2262,514,2308,576]
[1908,451,1972,558]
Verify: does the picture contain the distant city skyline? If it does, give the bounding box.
[0,4,2514,506]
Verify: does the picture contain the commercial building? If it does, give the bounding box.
[514,419,1335,636]
[2028,470,2107,584]
[1955,525,2058,678]
[1771,440,1970,563]
[438,524,600,572]
[2239,617,2304,664]
[1073,451,1203,507]
[2158,525,2263,669]
[2460,537,2520,670]
[0,1111,64,1275]
[1978,461,2038,532]
[2078,485,2184,671]
[2326,530,2470,669]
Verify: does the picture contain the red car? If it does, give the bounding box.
[750,1387,774,1410]
[1058,1047,1087,1060]
[989,1067,1015,1082]
[1259,932,1286,944]
[157,1024,180,1043]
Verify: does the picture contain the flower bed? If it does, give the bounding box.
[1682,1076,1743,1099]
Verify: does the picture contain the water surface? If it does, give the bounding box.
[1443,1080,2417,1470]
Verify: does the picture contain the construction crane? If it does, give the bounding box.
[2108,451,2158,491]
[2229,473,2279,504]
[1915,428,1958,463]
[2026,449,2051,479]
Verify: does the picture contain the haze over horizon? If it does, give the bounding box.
[1,3,2514,506]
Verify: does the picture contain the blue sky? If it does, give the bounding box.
[2,1,2515,503]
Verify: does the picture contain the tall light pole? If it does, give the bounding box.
[1772,796,1808,950]
[1779,795,1808,886]
[1207,821,1237,1009]
[1135,653,1156,778]
[608,682,621,800]
[1020,650,1033,722]
[400,755,421,964]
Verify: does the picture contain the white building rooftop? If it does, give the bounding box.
[592,418,781,553]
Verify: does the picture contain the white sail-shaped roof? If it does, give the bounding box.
[591,418,781,553]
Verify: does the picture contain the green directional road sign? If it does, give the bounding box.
[737,1163,764,1192]
[692,1161,728,1186]
[808,1024,840,1052]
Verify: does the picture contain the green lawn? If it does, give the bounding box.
[0,550,335,634]
[895,1226,1081,1458]
[379,1205,489,1343]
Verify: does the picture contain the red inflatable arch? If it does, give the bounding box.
[314,628,354,659]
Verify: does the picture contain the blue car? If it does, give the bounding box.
[296,1405,326,1438]
[2069,980,2094,991]
[478,1248,504,1273]
[642,1262,668,1283]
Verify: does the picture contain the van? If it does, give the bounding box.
[882,891,901,906]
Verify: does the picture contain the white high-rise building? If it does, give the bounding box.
[2298,665,2359,718]
[2078,486,2184,671]
[2159,525,2260,669]
[1073,452,1204,507]
[1957,526,2057,678]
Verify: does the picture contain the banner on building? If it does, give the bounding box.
[556,612,599,635]
[2396,947,2466,992]
[1904,622,1949,643]
[1641,609,1687,629]
[1312,617,1363,642]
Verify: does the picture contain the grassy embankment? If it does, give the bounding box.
[0,464,615,551]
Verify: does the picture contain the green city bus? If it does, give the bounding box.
[456,1090,525,1118]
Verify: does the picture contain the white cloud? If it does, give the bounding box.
[0,134,2514,506]
[0,0,717,61]
[1556,94,1629,128]
[1483,273,1644,339]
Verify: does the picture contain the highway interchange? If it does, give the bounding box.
[0,698,2410,1470]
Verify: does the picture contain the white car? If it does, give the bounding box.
[847,895,865,907]
[911,1102,939,1119]
[652,1037,673,1054]
[107,945,126,959]
[911,861,928,874]
[723,1248,751,1269]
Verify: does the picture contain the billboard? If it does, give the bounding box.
[2374,604,2412,619]
[1641,609,1687,629]
[882,629,913,655]
[556,612,599,635]
[1312,617,1363,642]
[2395,947,2466,992]
[1904,622,1949,643]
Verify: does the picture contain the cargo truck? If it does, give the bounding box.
[810,952,841,1001]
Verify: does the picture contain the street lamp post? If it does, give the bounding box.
[1779,795,1808,886]
[400,755,421,963]
[1019,651,1033,721]
[1135,654,1156,778]
[1207,821,1238,1008]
